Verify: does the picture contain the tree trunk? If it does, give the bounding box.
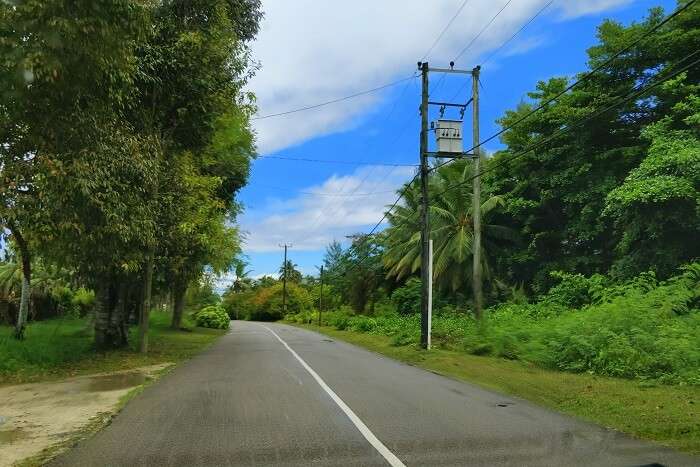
[138,248,155,354]
[111,282,129,348]
[9,222,31,340]
[94,283,112,350]
[171,280,186,330]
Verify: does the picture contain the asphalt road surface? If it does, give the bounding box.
[52,321,698,466]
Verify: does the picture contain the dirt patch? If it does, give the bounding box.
[0,363,171,467]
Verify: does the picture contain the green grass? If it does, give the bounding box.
[0,312,226,385]
[292,323,700,455]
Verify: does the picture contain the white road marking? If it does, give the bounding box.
[262,325,406,467]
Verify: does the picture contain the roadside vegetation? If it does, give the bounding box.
[294,325,700,454]
[0,311,226,386]
[223,3,700,449]
[0,0,262,371]
[227,2,700,386]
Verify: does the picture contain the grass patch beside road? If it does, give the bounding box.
[291,322,700,454]
[0,312,225,385]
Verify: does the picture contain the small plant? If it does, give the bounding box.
[194,305,230,330]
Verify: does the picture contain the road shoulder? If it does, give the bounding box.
[288,321,700,455]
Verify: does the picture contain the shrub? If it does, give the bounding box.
[289,265,700,385]
[541,271,607,308]
[194,305,230,329]
[248,283,312,321]
[70,288,95,317]
[391,278,421,315]
[222,290,255,320]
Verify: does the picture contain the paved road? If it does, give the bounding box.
[52,321,698,466]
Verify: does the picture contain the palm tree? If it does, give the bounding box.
[383,160,516,292]
[232,260,253,292]
[278,260,302,283]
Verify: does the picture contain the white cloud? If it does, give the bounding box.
[249,0,632,154]
[556,0,633,19]
[240,165,415,252]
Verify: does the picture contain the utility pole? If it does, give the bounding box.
[318,265,324,326]
[419,61,430,349]
[279,243,292,315]
[417,61,479,346]
[471,66,483,320]
[427,238,433,350]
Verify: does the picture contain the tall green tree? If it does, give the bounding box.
[279,260,302,283]
[0,0,152,343]
[487,2,700,291]
[604,80,700,277]
[384,161,515,295]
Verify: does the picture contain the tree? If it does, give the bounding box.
[129,0,258,341]
[0,0,152,344]
[279,260,302,283]
[344,234,384,314]
[487,2,700,291]
[383,161,516,296]
[604,80,700,278]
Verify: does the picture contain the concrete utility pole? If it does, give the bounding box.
[419,61,430,349]
[318,265,324,326]
[280,243,292,315]
[471,66,483,320]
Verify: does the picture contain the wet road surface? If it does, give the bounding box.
[51,321,699,466]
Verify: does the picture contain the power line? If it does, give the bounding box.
[257,155,418,167]
[329,29,700,282]
[432,49,700,199]
[481,0,556,67]
[454,0,514,62]
[434,0,697,174]
[251,75,416,120]
[434,0,515,101]
[323,171,420,282]
[286,75,419,247]
[257,185,397,197]
[421,0,471,61]
[447,0,554,103]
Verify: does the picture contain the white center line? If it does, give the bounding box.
[261,325,406,467]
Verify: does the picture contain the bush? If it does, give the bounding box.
[222,290,255,320]
[288,265,700,385]
[247,283,313,321]
[221,284,314,322]
[193,305,230,329]
[542,271,607,308]
[71,288,95,317]
[391,278,421,315]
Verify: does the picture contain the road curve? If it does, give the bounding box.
[51,321,698,466]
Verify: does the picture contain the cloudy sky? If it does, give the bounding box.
[234,0,675,281]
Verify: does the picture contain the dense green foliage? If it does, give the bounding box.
[0,0,262,348]
[192,305,230,330]
[287,264,700,385]
[224,282,312,321]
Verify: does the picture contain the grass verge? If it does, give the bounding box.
[291,322,700,454]
[0,312,226,385]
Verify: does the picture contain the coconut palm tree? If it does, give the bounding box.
[383,160,517,292]
[278,260,302,283]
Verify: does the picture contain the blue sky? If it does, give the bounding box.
[234,0,676,282]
